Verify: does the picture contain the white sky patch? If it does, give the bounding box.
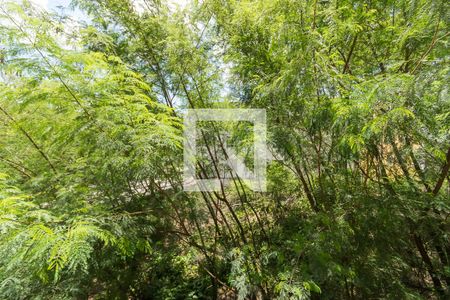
[30,0,48,8]
[131,0,145,14]
[132,0,189,14]
[168,0,188,11]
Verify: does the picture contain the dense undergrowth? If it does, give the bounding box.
[0,0,449,299]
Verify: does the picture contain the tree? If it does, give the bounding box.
[0,0,448,298]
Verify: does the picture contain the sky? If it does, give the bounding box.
[31,0,68,10]
[30,0,188,12]
[30,0,48,8]
[30,0,87,21]
[26,0,189,24]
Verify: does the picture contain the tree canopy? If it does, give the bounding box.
[0,0,449,299]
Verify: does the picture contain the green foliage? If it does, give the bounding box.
[0,0,449,299]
